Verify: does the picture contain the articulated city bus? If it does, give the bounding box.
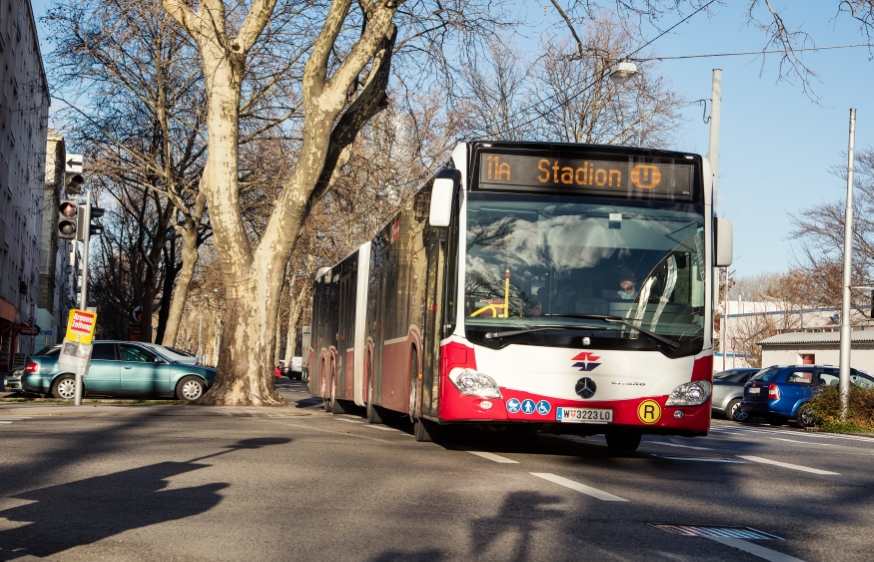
[308,141,732,451]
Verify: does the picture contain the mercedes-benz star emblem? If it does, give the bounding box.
[575,377,596,399]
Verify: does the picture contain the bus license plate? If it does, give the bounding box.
[557,407,612,424]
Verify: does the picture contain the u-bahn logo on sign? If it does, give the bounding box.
[572,352,600,372]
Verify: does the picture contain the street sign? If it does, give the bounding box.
[65,308,97,345]
[65,154,84,174]
[19,325,41,336]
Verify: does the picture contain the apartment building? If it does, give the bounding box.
[0,0,50,374]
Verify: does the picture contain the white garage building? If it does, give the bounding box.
[758,331,874,374]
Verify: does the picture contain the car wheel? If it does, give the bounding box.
[796,403,816,427]
[727,399,748,422]
[175,376,205,401]
[51,375,77,400]
[605,431,642,453]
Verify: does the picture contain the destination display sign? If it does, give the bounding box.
[477,153,696,201]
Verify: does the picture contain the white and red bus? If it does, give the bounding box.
[308,141,732,451]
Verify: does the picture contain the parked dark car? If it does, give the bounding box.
[741,365,874,426]
[711,368,760,421]
[21,341,216,400]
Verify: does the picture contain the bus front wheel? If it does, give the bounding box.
[605,431,642,453]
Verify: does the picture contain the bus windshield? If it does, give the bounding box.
[464,192,706,349]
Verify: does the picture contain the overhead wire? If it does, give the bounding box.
[470,0,719,140]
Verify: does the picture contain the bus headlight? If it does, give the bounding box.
[449,368,502,398]
[665,381,712,406]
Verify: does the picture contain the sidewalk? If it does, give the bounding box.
[0,379,322,418]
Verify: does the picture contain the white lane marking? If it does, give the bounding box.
[655,455,747,463]
[334,419,362,424]
[364,425,397,431]
[769,437,838,447]
[645,440,713,451]
[0,421,12,424]
[738,455,840,475]
[707,537,807,562]
[467,451,519,464]
[530,473,628,502]
[0,417,31,420]
[712,425,874,443]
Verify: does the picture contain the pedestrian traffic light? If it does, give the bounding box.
[58,199,79,240]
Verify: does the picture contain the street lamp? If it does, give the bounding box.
[608,61,639,84]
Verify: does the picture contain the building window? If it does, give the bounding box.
[800,353,815,365]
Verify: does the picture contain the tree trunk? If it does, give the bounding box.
[161,226,200,347]
[155,239,177,344]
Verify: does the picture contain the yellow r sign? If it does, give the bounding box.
[637,399,662,424]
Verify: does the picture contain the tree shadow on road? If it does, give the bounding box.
[0,437,291,558]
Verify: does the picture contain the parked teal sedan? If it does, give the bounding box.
[21,341,216,400]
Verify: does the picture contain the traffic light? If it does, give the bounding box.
[76,204,105,241]
[65,172,84,194]
[58,199,79,240]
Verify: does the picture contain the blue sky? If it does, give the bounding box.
[31,1,873,277]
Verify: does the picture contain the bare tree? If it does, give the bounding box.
[157,0,511,405]
[789,148,874,314]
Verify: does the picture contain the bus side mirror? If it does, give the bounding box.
[714,218,733,267]
[429,170,460,227]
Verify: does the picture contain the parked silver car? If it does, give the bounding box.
[712,368,760,421]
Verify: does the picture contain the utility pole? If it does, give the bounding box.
[73,190,92,406]
[708,69,723,370]
[839,109,857,421]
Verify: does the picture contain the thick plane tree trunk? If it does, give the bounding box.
[161,0,398,405]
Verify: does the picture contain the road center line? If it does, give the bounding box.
[707,537,807,562]
[645,441,712,451]
[769,437,837,447]
[467,451,518,464]
[530,473,628,502]
[738,455,840,475]
[654,455,747,463]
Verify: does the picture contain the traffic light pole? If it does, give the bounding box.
[73,190,92,407]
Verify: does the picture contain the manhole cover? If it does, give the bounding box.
[649,524,783,540]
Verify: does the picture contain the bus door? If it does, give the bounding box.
[421,226,446,418]
[337,271,353,400]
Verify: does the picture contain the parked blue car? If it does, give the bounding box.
[740,365,874,426]
[21,341,216,400]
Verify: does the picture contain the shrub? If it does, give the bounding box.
[807,385,874,432]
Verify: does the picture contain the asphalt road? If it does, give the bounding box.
[2,378,873,561]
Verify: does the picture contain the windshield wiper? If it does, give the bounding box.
[543,314,681,350]
[484,324,617,340]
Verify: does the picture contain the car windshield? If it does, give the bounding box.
[715,370,754,383]
[165,346,195,357]
[750,367,780,383]
[464,192,706,350]
[33,346,60,357]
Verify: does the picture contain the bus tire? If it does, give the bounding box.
[605,431,641,453]
[414,418,440,443]
[367,401,386,424]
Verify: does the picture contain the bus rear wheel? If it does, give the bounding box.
[605,431,642,453]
